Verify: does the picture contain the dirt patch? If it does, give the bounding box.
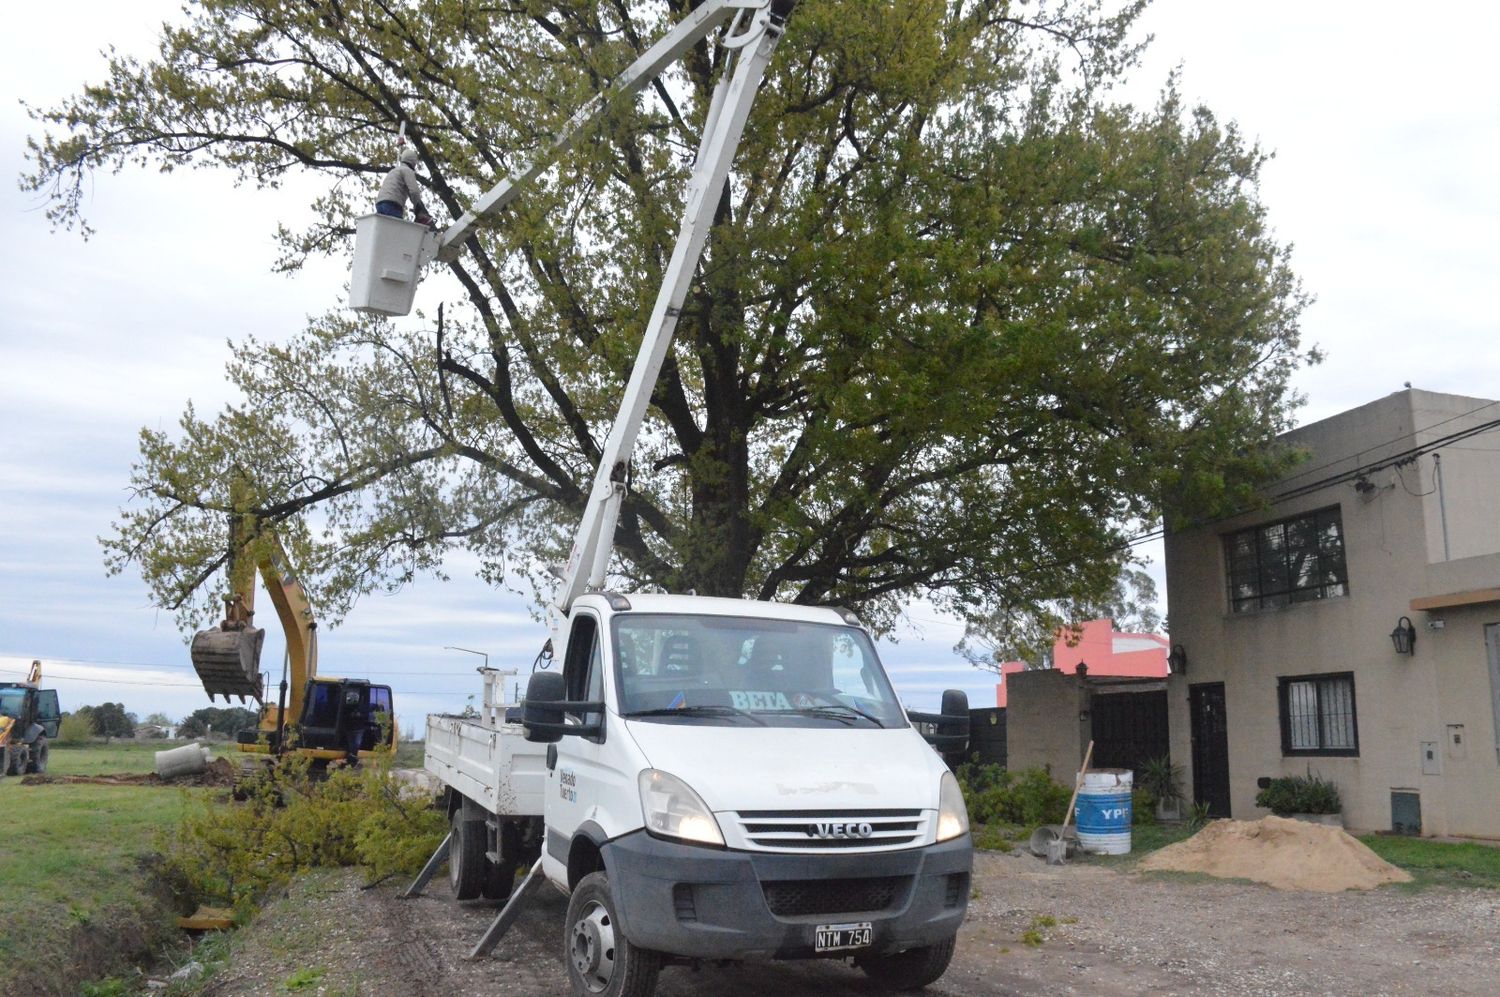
[1138,816,1413,891]
[21,758,238,788]
[184,848,1500,996]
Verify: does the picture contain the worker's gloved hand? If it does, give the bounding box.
[415,212,434,227]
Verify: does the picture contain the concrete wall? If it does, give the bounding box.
[1004,669,1090,779]
[1165,389,1500,838]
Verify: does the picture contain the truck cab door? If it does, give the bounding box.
[543,612,613,883]
[36,690,61,739]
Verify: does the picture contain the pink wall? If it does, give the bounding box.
[994,618,1168,707]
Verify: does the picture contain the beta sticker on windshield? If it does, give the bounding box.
[729,690,793,710]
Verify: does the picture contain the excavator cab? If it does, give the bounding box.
[240,678,396,757]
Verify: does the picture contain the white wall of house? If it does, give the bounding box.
[1165,389,1500,838]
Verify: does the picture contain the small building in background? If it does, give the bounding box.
[993,618,1169,707]
[998,619,1172,780]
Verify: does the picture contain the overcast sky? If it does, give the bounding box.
[2,1,1497,732]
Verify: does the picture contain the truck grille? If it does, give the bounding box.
[730,809,927,852]
[762,876,910,917]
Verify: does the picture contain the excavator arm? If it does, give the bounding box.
[190,514,318,727]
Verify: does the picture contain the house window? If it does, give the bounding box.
[1278,673,1358,756]
[1225,506,1348,614]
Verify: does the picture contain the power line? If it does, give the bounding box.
[1273,397,1500,489]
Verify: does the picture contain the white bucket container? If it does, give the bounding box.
[350,214,433,316]
[1075,769,1133,855]
[155,742,212,780]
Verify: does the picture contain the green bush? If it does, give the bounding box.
[1255,772,1341,815]
[56,713,95,745]
[955,761,1071,828]
[1132,786,1158,826]
[162,751,445,916]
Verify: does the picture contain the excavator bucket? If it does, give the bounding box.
[190,626,266,702]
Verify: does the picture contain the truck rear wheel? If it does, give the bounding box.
[564,871,661,997]
[448,808,486,901]
[856,934,957,991]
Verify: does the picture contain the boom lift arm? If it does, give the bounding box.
[352,0,797,641]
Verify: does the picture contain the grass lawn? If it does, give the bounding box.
[46,739,175,776]
[0,742,202,994]
[1360,835,1500,890]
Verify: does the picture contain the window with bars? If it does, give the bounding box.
[1278,673,1359,756]
[1225,506,1348,614]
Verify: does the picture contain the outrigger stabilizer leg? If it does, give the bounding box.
[467,857,547,960]
[400,830,452,899]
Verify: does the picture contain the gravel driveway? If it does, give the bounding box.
[198,849,1500,996]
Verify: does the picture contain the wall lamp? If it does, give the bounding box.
[1167,644,1188,675]
[1390,617,1417,656]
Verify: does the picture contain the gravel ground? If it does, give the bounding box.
[197,849,1500,996]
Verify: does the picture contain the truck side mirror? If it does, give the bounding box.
[908,689,970,767]
[523,672,567,744]
[521,671,604,743]
[938,689,970,769]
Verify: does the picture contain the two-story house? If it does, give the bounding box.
[1164,389,1500,837]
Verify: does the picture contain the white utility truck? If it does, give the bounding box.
[363,2,974,993]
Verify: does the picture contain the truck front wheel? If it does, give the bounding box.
[448,808,486,901]
[564,871,661,997]
[856,934,958,991]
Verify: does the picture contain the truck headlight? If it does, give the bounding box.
[936,771,970,842]
[639,769,724,847]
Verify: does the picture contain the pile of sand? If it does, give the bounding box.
[1138,816,1412,892]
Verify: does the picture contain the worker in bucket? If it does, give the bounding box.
[375,146,433,226]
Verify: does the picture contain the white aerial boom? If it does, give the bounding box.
[349,1,798,642]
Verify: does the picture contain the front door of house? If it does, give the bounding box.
[1189,682,1231,817]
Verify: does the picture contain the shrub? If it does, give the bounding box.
[955,761,1071,828]
[1138,755,1184,806]
[162,751,445,916]
[56,713,95,745]
[1255,772,1341,815]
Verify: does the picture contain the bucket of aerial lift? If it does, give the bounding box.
[350,214,434,316]
[190,626,266,702]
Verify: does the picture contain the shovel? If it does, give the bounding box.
[1029,739,1094,864]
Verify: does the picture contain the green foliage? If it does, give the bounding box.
[955,761,1071,829]
[1138,755,1184,806]
[179,707,259,739]
[1132,786,1158,826]
[284,967,327,991]
[73,702,137,738]
[26,0,1313,650]
[1255,773,1341,816]
[1188,801,1214,829]
[56,712,95,745]
[163,753,444,916]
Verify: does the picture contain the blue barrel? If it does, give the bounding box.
[1075,769,1133,854]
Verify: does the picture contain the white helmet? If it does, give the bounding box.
[399,146,419,166]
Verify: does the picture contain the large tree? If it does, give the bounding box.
[26,0,1312,650]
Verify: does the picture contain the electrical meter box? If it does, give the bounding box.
[350,214,434,316]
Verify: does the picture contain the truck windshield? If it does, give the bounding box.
[613,614,907,729]
[0,688,24,718]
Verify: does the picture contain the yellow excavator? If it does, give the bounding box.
[190,518,395,766]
